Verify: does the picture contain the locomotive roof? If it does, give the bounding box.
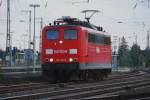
[51,17,105,32]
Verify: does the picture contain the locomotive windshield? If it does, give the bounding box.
[46,30,59,40]
[64,30,77,40]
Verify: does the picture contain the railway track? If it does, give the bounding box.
[0,71,145,94]
[0,71,150,100]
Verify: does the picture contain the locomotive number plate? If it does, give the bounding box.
[54,50,67,54]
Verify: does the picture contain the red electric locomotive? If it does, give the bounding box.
[42,17,112,81]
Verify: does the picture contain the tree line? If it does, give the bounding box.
[118,37,150,68]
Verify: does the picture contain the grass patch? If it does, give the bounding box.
[0,74,4,82]
[0,68,5,82]
[111,71,122,75]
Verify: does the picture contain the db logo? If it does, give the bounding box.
[96,47,100,54]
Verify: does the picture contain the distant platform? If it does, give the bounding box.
[112,67,131,72]
[0,65,41,77]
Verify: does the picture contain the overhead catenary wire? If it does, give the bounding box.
[131,0,150,9]
[0,0,2,7]
[72,0,89,5]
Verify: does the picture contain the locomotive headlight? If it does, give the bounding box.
[69,49,77,54]
[59,40,63,44]
[69,58,73,62]
[49,58,54,62]
[46,49,53,54]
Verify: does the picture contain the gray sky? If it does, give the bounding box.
[0,0,150,51]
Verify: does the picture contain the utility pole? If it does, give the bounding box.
[6,0,12,66]
[141,0,150,8]
[38,17,43,65]
[39,17,43,52]
[112,35,118,70]
[29,4,40,73]
[0,0,2,7]
[133,33,137,44]
[147,30,150,49]
[21,10,32,49]
[28,10,32,49]
[113,36,118,54]
[135,34,137,44]
[147,0,150,8]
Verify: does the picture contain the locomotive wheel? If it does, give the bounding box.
[79,71,82,80]
[99,71,105,81]
[56,70,64,82]
[54,69,70,83]
[93,72,99,81]
[63,70,70,82]
[79,70,89,81]
[99,75,104,80]
[92,72,98,80]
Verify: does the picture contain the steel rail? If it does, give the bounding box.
[47,79,150,99]
[1,75,150,100]
[82,85,150,100]
[0,71,148,97]
[0,71,145,95]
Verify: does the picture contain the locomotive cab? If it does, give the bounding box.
[42,25,83,80]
